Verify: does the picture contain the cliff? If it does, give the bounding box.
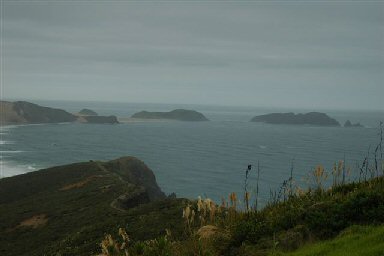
[131,109,209,121]
[0,156,165,206]
[250,112,340,126]
[0,157,185,256]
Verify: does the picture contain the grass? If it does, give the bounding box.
[277,225,384,256]
[0,158,187,256]
[2,167,384,256]
[3,160,383,256]
[1,137,383,256]
[97,176,384,256]
[229,178,384,255]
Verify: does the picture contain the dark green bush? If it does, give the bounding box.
[231,214,272,245]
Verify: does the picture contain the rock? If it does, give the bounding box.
[102,156,165,200]
[111,186,150,210]
[250,112,340,126]
[78,108,98,116]
[344,120,352,127]
[131,109,209,121]
[344,120,364,128]
[168,192,177,199]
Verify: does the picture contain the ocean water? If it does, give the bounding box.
[1,100,383,207]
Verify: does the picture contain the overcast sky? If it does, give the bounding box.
[2,1,384,110]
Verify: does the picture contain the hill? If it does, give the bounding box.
[1,155,383,255]
[77,115,119,124]
[229,177,384,255]
[93,175,384,256]
[78,108,98,116]
[250,112,340,126]
[0,101,119,125]
[131,109,209,121]
[0,157,186,256]
[0,101,77,125]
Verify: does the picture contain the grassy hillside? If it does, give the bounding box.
[0,157,186,256]
[97,176,384,256]
[279,225,384,256]
[1,157,383,255]
[226,178,384,255]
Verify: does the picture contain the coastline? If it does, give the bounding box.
[0,159,31,178]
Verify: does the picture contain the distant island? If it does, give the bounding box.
[0,101,77,124]
[76,108,119,123]
[78,108,98,116]
[250,112,340,126]
[344,120,364,128]
[0,101,119,125]
[131,109,209,121]
[76,115,119,124]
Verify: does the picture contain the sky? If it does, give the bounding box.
[1,0,384,110]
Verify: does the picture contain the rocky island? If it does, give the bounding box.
[131,109,209,121]
[0,156,185,255]
[344,120,364,128]
[250,112,340,126]
[0,101,119,125]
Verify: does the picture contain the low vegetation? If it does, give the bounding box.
[0,158,186,256]
[100,176,384,256]
[100,123,383,256]
[1,124,382,255]
[278,225,384,256]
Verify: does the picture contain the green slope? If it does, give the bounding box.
[278,225,384,256]
[0,157,186,256]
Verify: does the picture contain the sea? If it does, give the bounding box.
[1,100,383,207]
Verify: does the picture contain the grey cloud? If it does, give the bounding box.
[3,1,384,110]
